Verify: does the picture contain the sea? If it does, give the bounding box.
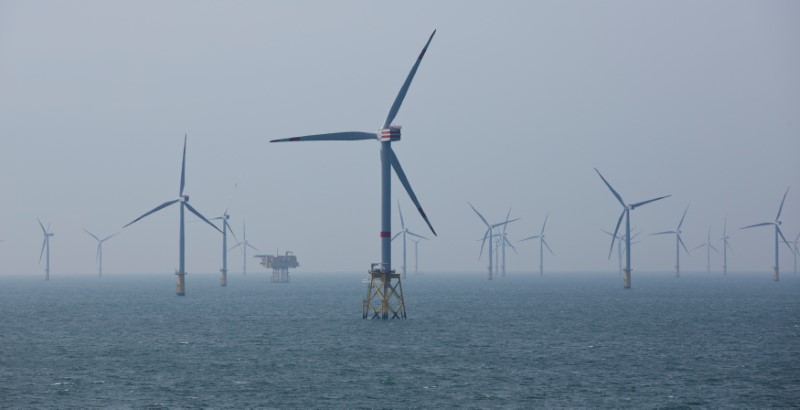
[1,270,798,408]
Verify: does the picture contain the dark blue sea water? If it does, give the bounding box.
[1,271,798,408]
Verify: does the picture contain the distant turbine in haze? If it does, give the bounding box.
[469,202,518,280]
[82,229,118,277]
[519,214,554,276]
[595,168,670,289]
[741,187,792,282]
[651,205,690,277]
[392,201,429,279]
[37,219,54,281]
[123,135,222,296]
[602,227,640,274]
[693,225,719,274]
[411,238,427,275]
[270,31,437,320]
[229,220,259,276]
[719,218,733,275]
[498,209,518,277]
[211,182,240,287]
[786,233,799,274]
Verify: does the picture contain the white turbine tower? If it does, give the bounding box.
[719,218,733,276]
[741,187,792,282]
[651,206,690,278]
[229,220,259,276]
[82,229,119,277]
[693,225,719,274]
[392,202,429,279]
[519,214,554,276]
[37,219,54,281]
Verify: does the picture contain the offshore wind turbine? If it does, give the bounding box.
[789,233,799,274]
[498,209,518,277]
[595,168,670,289]
[651,206,690,277]
[741,187,792,282]
[693,225,719,274]
[519,214,554,276]
[229,220,259,276]
[720,218,733,275]
[37,219,54,281]
[270,32,438,320]
[411,237,427,275]
[82,229,118,277]
[211,210,238,286]
[469,203,518,280]
[123,135,222,296]
[392,202,429,279]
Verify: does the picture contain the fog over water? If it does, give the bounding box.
[1,1,799,276]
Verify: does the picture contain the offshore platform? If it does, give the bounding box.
[255,251,299,283]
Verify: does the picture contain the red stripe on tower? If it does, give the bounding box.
[380,231,391,238]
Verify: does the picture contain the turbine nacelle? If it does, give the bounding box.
[180,195,189,203]
[378,126,401,142]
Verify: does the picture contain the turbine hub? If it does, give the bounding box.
[180,195,189,203]
[378,126,401,142]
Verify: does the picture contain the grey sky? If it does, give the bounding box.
[1,1,798,276]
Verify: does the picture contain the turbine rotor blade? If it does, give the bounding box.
[270,131,377,143]
[594,168,625,208]
[678,235,689,254]
[39,238,46,262]
[518,235,540,242]
[492,218,520,228]
[504,237,518,253]
[37,218,46,235]
[184,203,224,234]
[246,243,260,252]
[391,232,403,241]
[543,239,554,255]
[397,200,406,230]
[776,186,790,221]
[478,229,488,260]
[678,205,689,230]
[226,220,239,243]
[630,195,671,209]
[740,222,773,229]
[777,227,792,250]
[228,242,242,252]
[383,30,436,128]
[651,231,676,235]
[82,228,100,242]
[709,244,720,253]
[468,202,490,228]
[180,134,187,197]
[390,148,436,235]
[609,210,625,260]
[406,231,429,240]
[124,199,180,228]
[102,232,119,242]
[541,213,549,235]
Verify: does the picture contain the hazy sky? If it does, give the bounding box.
[1,1,798,276]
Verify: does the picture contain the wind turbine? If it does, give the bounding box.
[82,229,118,277]
[37,219,54,281]
[789,233,799,274]
[651,206,690,277]
[211,182,240,287]
[741,187,792,282]
[469,203,518,280]
[211,210,238,286]
[392,201,429,279]
[123,135,222,296]
[229,220,259,276]
[411,237,427,275]
[519,214,554,276]
[270,32,438,320]
[720,218,733,275]
[498,209,518,277]
[595,168,670,289]
[693,225,719,274]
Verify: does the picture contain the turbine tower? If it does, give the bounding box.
[595,168,670,289]
[499,209,517,277]
[741,187,791,282]
[693,225,719,274]
[519,214,554,276]
[651,206,690,277]
[789,233,799,274]
[37,219,54,281]
[720,218,733,275]
[271,32,438,320]
[411,238,427,275]
[123,135,222,296]
[211,210,238,286]
[391,202,429,279]
[82,229,118,277]
[469,203,518,280]
[229,220,259,276]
